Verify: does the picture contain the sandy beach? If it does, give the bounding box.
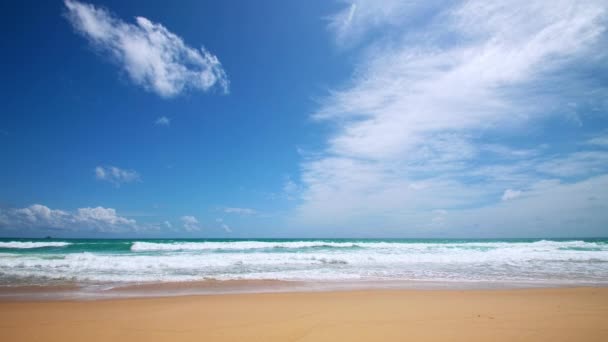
[1,287,607,341]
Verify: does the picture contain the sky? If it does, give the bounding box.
[1,0,607,238]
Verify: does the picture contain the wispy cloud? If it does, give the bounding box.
[223,207,257,215]
[282,177,300,201]
[64,0,229,97]
[95,165,140,187]
[536,151,608,178]
[327,0,431,48]
[448,175,608,237]
[292,0,608,234]
[154,116,170,126]
[586,131,608,147]
[216,218,232,233]
[180,215,201,232]
[0,204,137,232]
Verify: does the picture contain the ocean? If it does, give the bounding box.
[1,238,607,297]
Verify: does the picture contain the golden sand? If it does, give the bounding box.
[1,287,607,341]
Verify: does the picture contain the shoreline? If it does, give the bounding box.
[1,279,607,301]
[1,287,607,341]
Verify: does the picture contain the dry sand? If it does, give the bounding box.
[1,287,607,341]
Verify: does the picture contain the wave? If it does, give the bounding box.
[129,240,608,253]
[130,241,361,252]
[0,241,71,249]
[1,239,607,286]
[2,242,608,284]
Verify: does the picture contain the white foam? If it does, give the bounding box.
[1,240,607,285]
[129,240,607,252]
[0,241,71,249]
[130,241,360,251]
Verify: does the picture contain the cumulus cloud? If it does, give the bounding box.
[223,207,257,215]
[180,215,201,232]
[291,0,608,234]
[95,165,140,186]
[0,204,136,232]
[155,116,170,126]
[64,0,229,97]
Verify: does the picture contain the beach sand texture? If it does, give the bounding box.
[1,287,607,341]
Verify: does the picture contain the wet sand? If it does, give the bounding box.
[1,287,607,341]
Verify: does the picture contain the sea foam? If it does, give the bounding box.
[130,241,360,251]
[1,239,607,286]
[0,241,71,249]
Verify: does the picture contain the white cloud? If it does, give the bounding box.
[216,218,232,233]
[481,145,539,159]
[0,204,136,232]
[586,132,608,147]
[223,207,257,215]
[327,0,433,47]
[501,189,522,201]
[291,0,608,234]
[449,175,608,237]
[429,209,448,228]
[536,151,608,178]
[95,165,140,186]
[155,116,170,126]
[180,215,201,232]
[283,177,300,201]
[75,207,136,231]
[64,0,229,97]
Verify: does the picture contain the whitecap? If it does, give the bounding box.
[0,241,71,249]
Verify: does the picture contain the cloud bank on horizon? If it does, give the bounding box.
[289,0,608,236]
[0,204,136,233]
[0,205,212,234]
[63,0,229,97]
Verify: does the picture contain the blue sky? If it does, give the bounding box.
[1,0,607,238]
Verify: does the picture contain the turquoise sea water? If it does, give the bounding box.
[1,238,607,290]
